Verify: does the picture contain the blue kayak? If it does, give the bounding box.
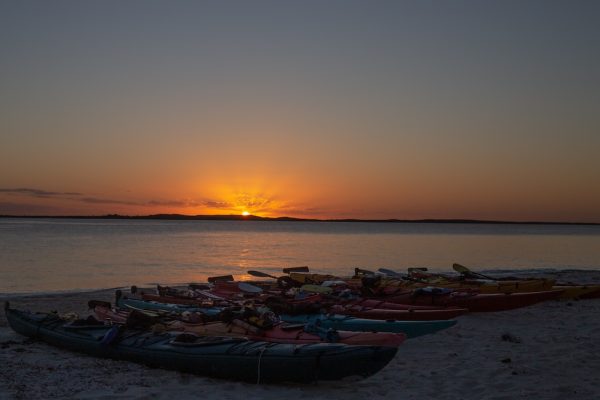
[280,313,456,338]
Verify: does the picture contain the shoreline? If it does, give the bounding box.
[1,288,600,399]
[2,215,599,226]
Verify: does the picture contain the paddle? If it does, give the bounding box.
[452,263,496,280]
[282,266,310,274]
[247,270,278,279]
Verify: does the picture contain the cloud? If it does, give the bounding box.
[80,197,140,206]
[0,187,144,207]
[0,188,82,197]
[0,187,236,211]
[200,200,234,209]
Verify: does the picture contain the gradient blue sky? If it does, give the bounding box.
[1,1,599,221]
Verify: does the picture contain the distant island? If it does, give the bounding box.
[0,214,598,225]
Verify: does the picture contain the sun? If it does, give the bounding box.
[242,211,250,216]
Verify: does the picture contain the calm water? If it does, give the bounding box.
[1,218,599,293]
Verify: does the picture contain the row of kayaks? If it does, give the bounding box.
[6,264,600,383]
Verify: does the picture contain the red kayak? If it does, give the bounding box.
[342,297,466,311]
[382,289,564,312]
[333,305,468,321]
[92,305,406,347]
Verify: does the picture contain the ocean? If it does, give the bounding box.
[1,218,599,294]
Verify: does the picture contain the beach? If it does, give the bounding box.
[1,288,599,399]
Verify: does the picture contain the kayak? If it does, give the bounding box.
[289,271,555,294]
[279,313,457,338]
[333,297,468,320]
[116,292,222,316]
[341,298,463,311]
[141,293,225,306]
[383,289,563,312]
[5,302,397,383]
[262,291,469,321]
[93,305,406,347]
[402,279,556,294]
[336,306,467,321]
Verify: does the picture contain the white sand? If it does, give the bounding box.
[1,289,599,400]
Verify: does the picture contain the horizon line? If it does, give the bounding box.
[0,213,598,226]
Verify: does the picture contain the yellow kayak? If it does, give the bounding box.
[289,271,555,294]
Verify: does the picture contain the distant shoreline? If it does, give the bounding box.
[0,214,598,226]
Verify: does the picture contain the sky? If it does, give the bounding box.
[1,1,599,222]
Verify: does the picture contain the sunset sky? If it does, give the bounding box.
[1,1,599,222]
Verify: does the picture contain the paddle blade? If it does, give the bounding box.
[452,263,470,274]
[247,270,277,279]
[208,275,234,283]
[452,263,495,280]
[283,266,310,274]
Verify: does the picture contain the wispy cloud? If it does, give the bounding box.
[200,200,233,209]
[80,197,140,206]
[0,187,144,207]
[0,188,83,197]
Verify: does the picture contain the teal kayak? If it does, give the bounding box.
[116,291,222,315]
[5,302,397,383]
[280,313,456,338]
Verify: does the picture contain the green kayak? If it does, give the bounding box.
[5,302,397,383]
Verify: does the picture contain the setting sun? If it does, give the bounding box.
[242,211,250,216]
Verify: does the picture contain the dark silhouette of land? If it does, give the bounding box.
[0,214,597,225]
